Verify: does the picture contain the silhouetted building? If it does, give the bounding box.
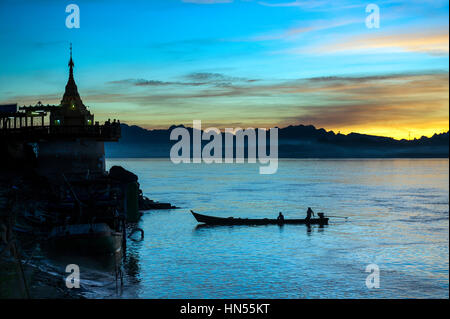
[0,45,120,179]
[50,45,94,127]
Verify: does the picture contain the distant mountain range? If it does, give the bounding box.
[105,123,449,158]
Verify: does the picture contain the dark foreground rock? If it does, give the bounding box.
[139,194,178,210]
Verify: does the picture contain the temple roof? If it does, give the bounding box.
[62,43,83,104]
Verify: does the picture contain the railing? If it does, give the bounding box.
[0,124,121,141]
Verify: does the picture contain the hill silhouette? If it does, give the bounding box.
[105,123,449,158]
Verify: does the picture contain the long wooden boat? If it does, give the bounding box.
[48,223,122,254]
[191,210,329,226]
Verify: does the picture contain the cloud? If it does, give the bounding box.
[32,40,66,48]
[236,17,362,42]
[184,72,259,85]
[98,72,450,136]
[182,0,233,4]
[256,0,372,11]
[107,78,209,87]
[107,73,259,89]
[278,72,449,137]
[108,79,179,86]
[257,0,327,8]
[7,70,448,138]
[299,28,449,56]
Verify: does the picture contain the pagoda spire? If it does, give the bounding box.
[69,42,74,69]
[63,42,80,99]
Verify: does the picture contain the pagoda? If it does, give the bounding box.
[0,45,121,179]
[50,44,94,127]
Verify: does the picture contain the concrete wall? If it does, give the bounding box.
[36,140,105,179]
[0,141,36,169]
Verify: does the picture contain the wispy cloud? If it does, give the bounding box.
[108,79,180,86]
[182,0,233,4]
[244,18,361,42]
[294,28,449,56]
[107,79,208,87]
[257,0,328,8]
[184,72,259,84]
[32,40,66,48]
[6,70,448,138]
[279,71,449,137]
[107,73,259,88]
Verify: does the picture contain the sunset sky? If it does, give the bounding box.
[0,0,448,139]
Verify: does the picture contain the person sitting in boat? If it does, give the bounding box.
[277,212,284,222]
[306,207,315,222]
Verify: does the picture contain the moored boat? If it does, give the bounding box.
[190,210,329,226]
[48,223,122,254]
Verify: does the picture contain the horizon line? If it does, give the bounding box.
[120,122,449,141]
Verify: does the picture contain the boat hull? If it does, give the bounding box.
[191,211,328,226]
[48,223,122,254]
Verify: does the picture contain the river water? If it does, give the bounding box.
[39,159,450,298]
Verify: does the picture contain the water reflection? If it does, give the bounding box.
[39,158,447,298]
[194,223,328,234]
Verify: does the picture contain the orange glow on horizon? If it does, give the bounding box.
[327,126,449,140]
[133,121,449,140]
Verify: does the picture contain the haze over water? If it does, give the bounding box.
[87,159,449,298]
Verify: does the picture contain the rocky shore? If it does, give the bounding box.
[0,162,176,298]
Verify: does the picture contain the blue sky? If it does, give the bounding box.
[0,0,448,138]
